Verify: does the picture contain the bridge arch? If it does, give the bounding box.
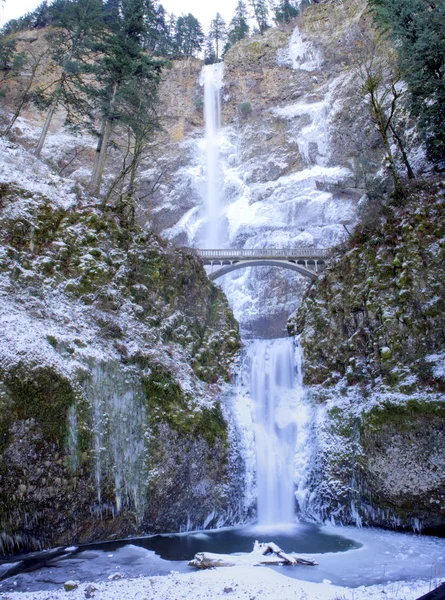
[195,248,329,282]
[208,259,319,281]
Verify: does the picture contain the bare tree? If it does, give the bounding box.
[356,31,415,194]
[2,46,48,136]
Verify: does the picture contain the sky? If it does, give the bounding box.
[0,0,241,30]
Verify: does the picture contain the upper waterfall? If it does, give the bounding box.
[201,63,224,249]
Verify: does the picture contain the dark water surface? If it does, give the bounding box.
[0,523,359,592]
[124,523,360,559]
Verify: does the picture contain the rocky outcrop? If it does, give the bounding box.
[290,180,445,531]
[289,180,445,389]
[0,139,244,556]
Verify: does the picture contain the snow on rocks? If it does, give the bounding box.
[1,567,435,600]
[0,136,79,210]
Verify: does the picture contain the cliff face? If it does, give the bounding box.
[0,138,245,556]
[142,0,426,336]
[288,180,445,531]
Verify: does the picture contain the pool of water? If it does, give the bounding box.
[0,523,357,592]
[1,524,444,593]
[111,523,359,560]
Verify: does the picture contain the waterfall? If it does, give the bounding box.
[201,63,224,249]
[198,61,315,527]
[240,337,311,525]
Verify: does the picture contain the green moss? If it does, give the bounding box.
[0,382,13,454]
[328,406,360,438]
[238,101,252,116]
[47,335,58,349]
[143,366,227,447]
[363,400,445,433]
[4,366,76,444]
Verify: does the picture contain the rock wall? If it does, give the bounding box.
[0,138,246,556]
[289,180,445,531]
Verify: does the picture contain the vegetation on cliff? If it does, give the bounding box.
[288,177,445,529]
[0,137,241,555]
[289,179,445,392]
[368,0,445,167]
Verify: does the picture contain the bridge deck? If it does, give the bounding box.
[196,248,330,260]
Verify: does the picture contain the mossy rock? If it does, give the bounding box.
[1,366,76,445]
[143,365,227,447]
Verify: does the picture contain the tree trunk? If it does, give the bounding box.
[188,542,318,569]
[91,117,106,185]
[91,84,118,199]
[91,117,112,199]
[4,94,29,137]
[35,82,61,158]
[389,123,415,180]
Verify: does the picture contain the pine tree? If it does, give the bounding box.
[101,60,161,227]
[3,46,48,136]
[368,0,445,166]
[144,4,169,54]
[227,0,249,47]
[32,0,105,157]
[204,37,217,65]
[0,37,26,91]
[249,0,269,35]
[174,13,204,57]
[209,13,226,61]
[272,0,299,26]
[103,0,120,24]
[89,0,166,197]
[31,1,52,28]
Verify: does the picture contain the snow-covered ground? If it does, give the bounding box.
[1,566,437,600]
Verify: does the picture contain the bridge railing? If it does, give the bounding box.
[196,248,331,260]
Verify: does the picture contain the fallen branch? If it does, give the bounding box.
[188,541,318,569]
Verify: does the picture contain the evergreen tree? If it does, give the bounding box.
[103,0,120,24]
[204,37,217,65]
[3,46,48,136]
[272,0,299,26]
[31,1,52,28]
[227,0,249,47]
[164,12,177,55]
[101,62,160,227]
[368,0,445,166]
[209,12,226,61]
[174,13,204,57]
[32,0,105,157]
[249,0,269,35]
[144,4,169,54]
[89,0,166,196]
[0,37,26,91]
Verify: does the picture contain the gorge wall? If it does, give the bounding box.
[142,0,444,532]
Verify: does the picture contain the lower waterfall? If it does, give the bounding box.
[239,337,312,525]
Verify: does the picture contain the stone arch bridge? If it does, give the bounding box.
[195,248,330,281]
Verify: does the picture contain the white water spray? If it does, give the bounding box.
[201,63,224,249]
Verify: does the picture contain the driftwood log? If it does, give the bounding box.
[188,541,318,569]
